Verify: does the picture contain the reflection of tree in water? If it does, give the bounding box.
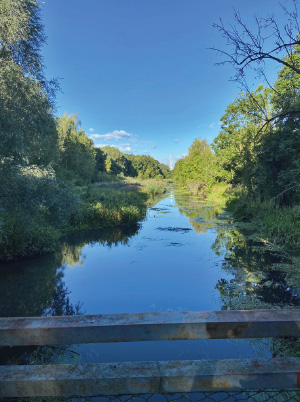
[212,227,300,310]
[0,225,139,366]
[174,190,222,234]
[0,253,83,365]
[212,226,300,359]
[0,253,59,318]
[58,225,140,268]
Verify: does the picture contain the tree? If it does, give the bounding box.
[0,0,57,97]
[212,1,300,126]
[0,0,58,166]
[213,86,272,195]
[101,146,133,176]
[0,60,58,166]
[126,154,164,179]
[212,1,300,81]
[57,114,96,182]
[173,138,216,194]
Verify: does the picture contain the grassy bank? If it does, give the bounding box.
[68,183,149,230]
[226,190,300,249]
[181,182,300,250]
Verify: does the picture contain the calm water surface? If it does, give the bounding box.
[2,187,300,365]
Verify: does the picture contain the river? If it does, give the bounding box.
[1,187,300,366]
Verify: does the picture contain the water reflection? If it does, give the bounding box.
[172,188,300,360]
[2,188,300,366]
[0,226,140,318]
[211,227,300,311]
[58,226,140,268]
[0,225,141,366]
[174,190,223,234]
[173,188,300,313]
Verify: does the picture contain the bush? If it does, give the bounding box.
[0,165,79,261]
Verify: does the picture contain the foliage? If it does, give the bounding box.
[0,60,58,165]
[69,185,148,230]
[56,113,96,183]
[94,146,169,180]
[0,0,57,98]
[125,154,165,179]
[101,146,135,176]
[0,165,79,260]
[213,86,272,196]
[173,138,216,195]
[226,192,300,248]
[139,179,168,196]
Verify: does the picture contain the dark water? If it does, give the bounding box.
[2,187,300,365]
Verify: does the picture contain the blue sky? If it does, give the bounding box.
[42,0,287,166]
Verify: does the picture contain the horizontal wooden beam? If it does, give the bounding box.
[1,358,300,397]
[1,310,300,347]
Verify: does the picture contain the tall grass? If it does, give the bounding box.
[227,189,300,248]
[124,177,168,195]
[69,185,148,230]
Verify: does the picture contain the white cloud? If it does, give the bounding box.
[209,123,215,129]
[90,130,135,142]
[94,143,133,153]
[89,128,94,132]
[118,145,132,153]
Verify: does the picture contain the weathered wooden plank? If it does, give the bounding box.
[1,358,300,397]
[1,309,300,346]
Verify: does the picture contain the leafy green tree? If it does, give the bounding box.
[0,2,79,260]
[213,86,271,196]
[94,147,106,173]
[105,157,112,174]
[173,138,216,194]
[101,146,133,176]
[127,154,164,179]
[0,0,58,97]
[0,60,58,166]
[57,113,96,182]
[255,47,300,203]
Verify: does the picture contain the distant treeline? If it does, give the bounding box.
[56,113,170,183]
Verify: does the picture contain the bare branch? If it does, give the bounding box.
[211,1,300,82]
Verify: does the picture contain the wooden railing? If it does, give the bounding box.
[1,309,300,397]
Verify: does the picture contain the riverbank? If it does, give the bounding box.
[0,178,169,262]
[182,183,300,252]
[226,191,300,250]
